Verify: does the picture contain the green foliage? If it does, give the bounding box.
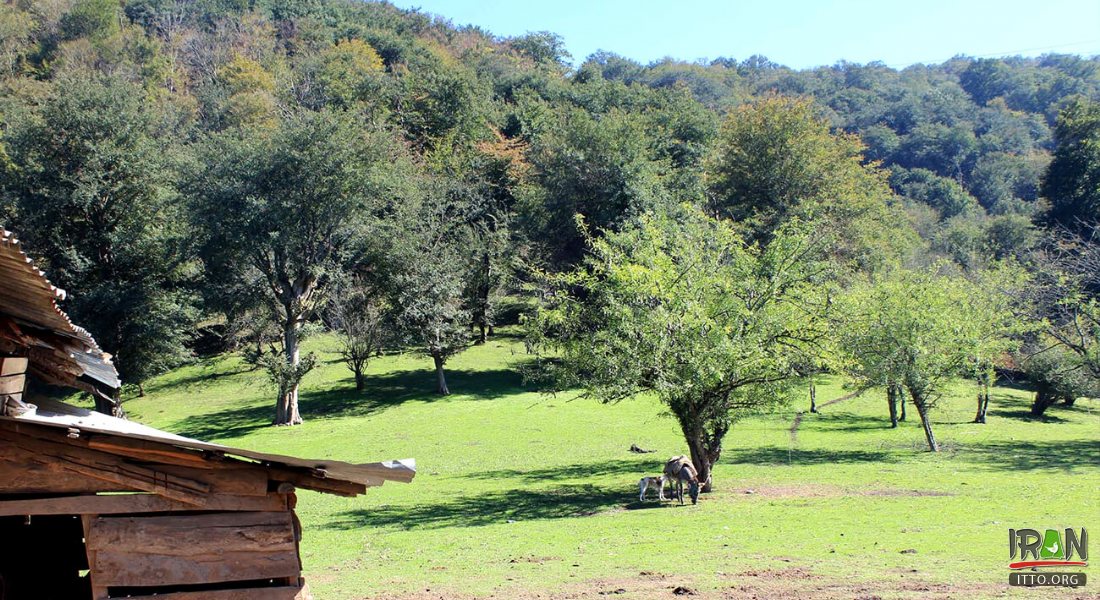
[508,31,571,69]
[518,106,673,267]
[218,54,279,128]
[984,213,1037,260]
[577,51,645,84]
[1028,227,1100,381]
[248,339,320,410]
[397,61,488,149]
[0,74,195,386]
[0,0,1096,429]
[386,208,472,394]
[1042,97,1100,232]
[328,275,392,391]
[836,265,1024,449]
[529,208,830,484]
[710,96,851,234]
[221,54,276,94]
[1017,342,1099,415]
[61,0,120,41]
[0,7,34,77]
[891,167,980,219]
[191,110,405,294]
[970,151,1048,214]
[959,58,1014,106]
[896,122,980,179]
[317,38,386,108]
[930,213,988,268]
[706,95,908,272]
[189,109,410,421]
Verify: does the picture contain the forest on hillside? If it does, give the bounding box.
[0,0,1097,457]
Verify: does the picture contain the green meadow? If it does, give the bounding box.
[120,332,1099,599]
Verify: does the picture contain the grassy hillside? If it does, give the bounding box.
[120,332,1099,599]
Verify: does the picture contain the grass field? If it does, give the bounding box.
[118,331,1099,599]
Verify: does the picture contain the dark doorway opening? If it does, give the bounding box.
[0,514,90,599]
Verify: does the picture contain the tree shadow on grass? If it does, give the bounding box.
[142,362,255,395]
[465,459,651,482]
[960,439,1100,472]
[728,446,898,466]
[986,390,1071,423]
[990,409,1068,423]
[168,367,538,441]
[169,403,271,441]
[325,483,630,530]
[801,413,895,432]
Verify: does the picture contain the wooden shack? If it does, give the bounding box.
[0,229,415,599]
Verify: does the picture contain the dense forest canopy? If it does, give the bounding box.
[1,0,1097,439]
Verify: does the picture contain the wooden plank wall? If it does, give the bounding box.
[84,512,310,599]
[0,424,321,599]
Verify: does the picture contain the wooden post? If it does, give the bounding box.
[82,514,110,600]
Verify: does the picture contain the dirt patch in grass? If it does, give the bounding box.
[732,483,845,498]
[863,489,953,497]
[602,568,1036,599]
[789,412,804,444]
[508,555,562,564]
[360,567,1037,599]
[730,566,820,580]
[725,484,952,499]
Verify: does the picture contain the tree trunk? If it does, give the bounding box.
[433,353,450,395]
[92,390,122,417]
[809,382,817,413]
[686,435,712,494]
[477,251,493,344]
[274,318,304,426]
[137,381,145,398]
[897,384,906,421]
[908,387,938,452]
[1031,389,1057,416]
[488,324,495,337]
[973,378,990,424]
[887,384,898,428]
[1062,396,1077,406]
[354,368,364,391]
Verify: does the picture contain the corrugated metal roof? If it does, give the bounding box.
[0,228,121,392]
[4,397,415,488]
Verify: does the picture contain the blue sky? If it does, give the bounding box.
[387,0,1100,69]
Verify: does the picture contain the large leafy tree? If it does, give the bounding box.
[529,208,830,490]
[328,274,391,392]
[1042,98,1100,233]
[387,178,474,395]
[706,96,908,272]
[0,75,195,399]
[190,110,407,424]
[836,266,1020,450]
[1027,226,1100,381]
[1018,342,1099,416]
[518,106,672,268]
